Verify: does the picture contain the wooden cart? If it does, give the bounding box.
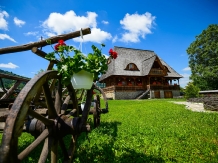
[0,28,109,163]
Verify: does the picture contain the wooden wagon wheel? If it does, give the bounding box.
[0,70,82,163]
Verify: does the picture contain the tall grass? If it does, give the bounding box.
[1,99,218,162]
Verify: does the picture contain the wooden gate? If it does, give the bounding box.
[154,91,160,98]
[164,91,173,98]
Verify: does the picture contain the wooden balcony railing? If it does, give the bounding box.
[102,85,144,92]
[149,69,164,75]
[102,84,180,92]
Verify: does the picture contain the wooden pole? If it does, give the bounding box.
[0,80,22,99]
[0,28,91,55]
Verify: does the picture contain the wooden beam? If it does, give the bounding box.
[0,73,30,82]
[0,28,91,55]
[1,80,22,99]
[31,47,59,63]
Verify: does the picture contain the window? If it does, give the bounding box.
[129,63,134,69]
[124,63,139,71]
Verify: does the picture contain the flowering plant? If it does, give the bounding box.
[45,40,117,85]
[109,48,118,59]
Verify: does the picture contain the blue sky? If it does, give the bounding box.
[0,0,217,87]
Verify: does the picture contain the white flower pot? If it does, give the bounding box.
[71,70,93,89]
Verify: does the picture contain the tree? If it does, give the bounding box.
[186,24,218,90]
[184,82,200,99]
[35,69,44,75]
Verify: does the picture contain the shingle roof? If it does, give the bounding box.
[99,46,183,81]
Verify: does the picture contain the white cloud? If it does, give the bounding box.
[0,62,19,69]
[112,35,118,43]
[73,27,112,43]
[14,17,25,27]
[182,67,191,71]
[0,33,16,42]
[102,20,109,25]
[24,31,38,36]
[42,10,97,34]
[0,10,9,30]
[119,12,155,43]
[42,10,112,43]
[179,73,192,87]
[44,31,56,37]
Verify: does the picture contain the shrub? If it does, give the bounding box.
[184,82,200,99]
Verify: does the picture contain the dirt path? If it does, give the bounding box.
[170,101,208,112]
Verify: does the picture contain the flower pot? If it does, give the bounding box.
[71,70,93,89]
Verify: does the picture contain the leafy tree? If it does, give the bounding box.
[180,86,185,96]
[186,24,218,90]
[35,69,44,75]
[184,82,200,99]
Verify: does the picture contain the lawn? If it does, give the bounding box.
[1,99,218,162]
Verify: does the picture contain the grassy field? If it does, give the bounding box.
[1,99,218,162]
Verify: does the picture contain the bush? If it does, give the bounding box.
[184,82,200,99]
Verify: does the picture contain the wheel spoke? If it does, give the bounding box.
[49,79,57,93]
[28,108,54,126]
[51,140,58,163]
[61,95,71,114]
[59,138,69,161]
[38,137,54,163]
[43,82,57,118]
[66,84,78,116]
[18,129,49,161]
[67,135,77,161]
[55,80,62,114]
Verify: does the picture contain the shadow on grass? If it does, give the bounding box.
[73,121,166,163]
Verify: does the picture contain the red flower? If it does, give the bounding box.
[112,51,117,59]
[109,49,118,59]
[55,40,66,50]
[58,40,66,45]
[92,91,96,94]
[109,49,113,54]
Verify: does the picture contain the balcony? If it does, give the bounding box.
[149,69,164,75]
[102,85,144,92]
[102,84,180,93]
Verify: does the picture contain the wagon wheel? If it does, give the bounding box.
[0,70,80,163]
[93,95,101,128]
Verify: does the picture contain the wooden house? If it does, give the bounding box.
[99,46,183,99]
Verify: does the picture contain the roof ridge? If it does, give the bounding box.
[142,54,156,62]
[114,46,154,52]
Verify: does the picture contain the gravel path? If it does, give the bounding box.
[170,101,207,112]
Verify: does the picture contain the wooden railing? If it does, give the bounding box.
[102,85,144,92]
[102,84,180,92]
[149,69,164,75]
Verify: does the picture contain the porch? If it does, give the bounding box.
[102,84,180,92]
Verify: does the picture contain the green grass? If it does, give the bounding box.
[1,99,218,162]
